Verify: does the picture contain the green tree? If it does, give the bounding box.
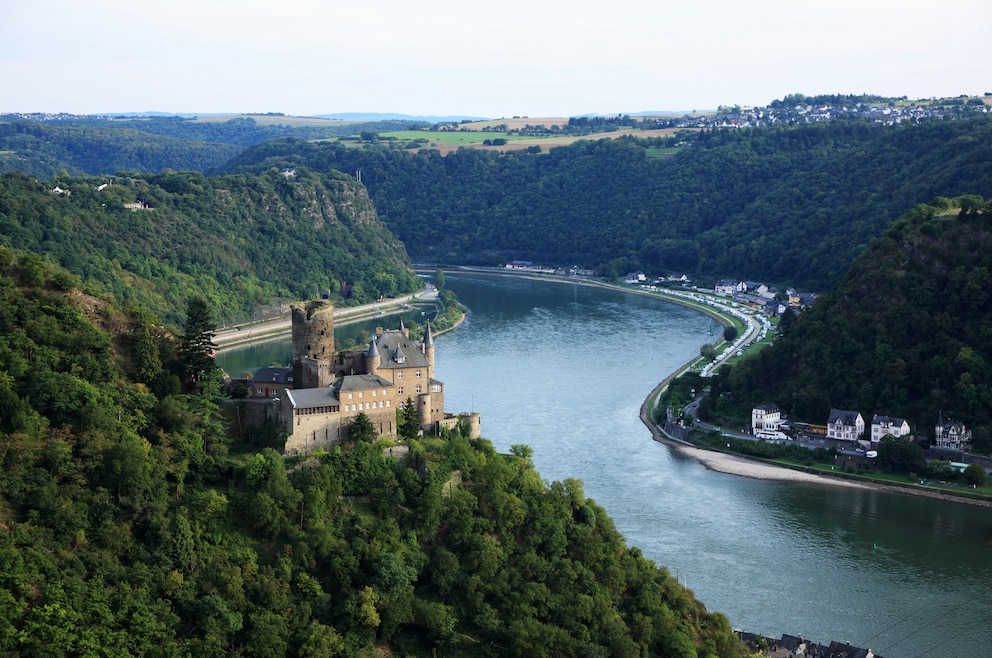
[434,268,445,291]
[723,325,738,342]
[878,435,927,474]
[179,297,217,392]
[350,412,377,443]
[963,463,987,487]
[399,397,419,443]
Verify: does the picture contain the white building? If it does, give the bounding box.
[827,409,864,442]
[752,403,784,434]
[870,415,911,444]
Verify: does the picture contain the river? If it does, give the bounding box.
[217,273,992,658]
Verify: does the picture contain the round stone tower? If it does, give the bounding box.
[291,300,335,388]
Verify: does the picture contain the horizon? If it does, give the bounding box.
[4,95,983,124]
[3,0,989,117]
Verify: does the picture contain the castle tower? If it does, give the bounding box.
[365,334,380,376]
[423,321,435,371]
[291,300,335,388]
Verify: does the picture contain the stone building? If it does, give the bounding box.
[268,300,480,455]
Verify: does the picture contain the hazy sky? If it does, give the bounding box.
[2,0,989,118]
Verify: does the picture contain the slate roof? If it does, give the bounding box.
[333,373,393,394]
[286,374,393,410]
[253,366,293,384]
[828,409,861,426]
[871,414,907,426]
[373,329,430,369]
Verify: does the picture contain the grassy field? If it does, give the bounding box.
[334,125,697,154]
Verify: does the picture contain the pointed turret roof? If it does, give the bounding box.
[366,335,379,357]
[423,321,434,348]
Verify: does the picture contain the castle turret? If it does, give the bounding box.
[291,300,335,388]
[365,334,380,376]
[423,321,435,371]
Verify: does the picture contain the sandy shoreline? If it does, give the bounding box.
[671,444,869,487]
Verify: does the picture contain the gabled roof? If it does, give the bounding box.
[754,402,781,413]
[828,409,862,426]
[871,414,907,426]
[253,366,293,384]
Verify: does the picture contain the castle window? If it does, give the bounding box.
[386,401,391,408]
[397,372,403,379]
[397,387,404,395]
[416,370,422,378]
[348,393,353,400]
[358,392,364,399]
[372,390,377,397]
[416,385,422,394]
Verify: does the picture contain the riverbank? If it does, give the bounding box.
[456,268,992,506]
[638,362,992,506]
[214,288,438,351]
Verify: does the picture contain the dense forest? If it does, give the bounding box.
[0,250,745,657]
[0,116,419,178]
[0,168,420,325]
[698,196,992,452]
[219,116,992,290]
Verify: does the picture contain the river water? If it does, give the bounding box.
[218,273,992,658]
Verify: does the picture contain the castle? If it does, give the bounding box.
[253,300,480,455]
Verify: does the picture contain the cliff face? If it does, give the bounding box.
[0,168,419,323]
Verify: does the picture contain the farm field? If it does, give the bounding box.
[336,125,695,154]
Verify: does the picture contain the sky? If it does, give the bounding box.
[2,0,990,118]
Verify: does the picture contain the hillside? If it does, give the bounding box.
[0,251,746,657]
[699,196,992,451]
[0,168,420,325]
[0,115,421,178]
[218,115,992,290]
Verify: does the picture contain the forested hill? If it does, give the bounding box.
[0,115,418,178]
[0,251,746,657]
[219,116,992,290]
[701,196,992,450]
[0,168,419,325]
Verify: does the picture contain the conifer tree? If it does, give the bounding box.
[179,296,217,392]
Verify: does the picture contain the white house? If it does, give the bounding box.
[752,403,784,434]
[870,415,911,444]
[827,409,864,442]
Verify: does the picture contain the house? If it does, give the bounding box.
[250,366,294,399]
[714,279,739,295]
[827,409,864,442]
[743,281,767,296]
[788,292,816,308]
[934,412,972,451]
[624,271,647,285]
[870,415,910,444]
[762,300,787,316]
[752,403,784,434]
